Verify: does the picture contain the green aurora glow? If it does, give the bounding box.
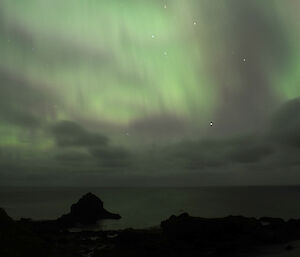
[0,0,300,185]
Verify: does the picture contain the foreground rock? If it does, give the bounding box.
[92,213,300,257]
[3,199,300,256]
[161,213,261,241]
[0,208,52,257]
[0,207,13,229]
[160,213,300,244]
[57,192,121,228]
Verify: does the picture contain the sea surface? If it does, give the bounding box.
[1,186,300,230]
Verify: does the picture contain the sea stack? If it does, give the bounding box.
[57,192,121,227]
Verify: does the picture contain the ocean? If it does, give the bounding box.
[1,186,300,230]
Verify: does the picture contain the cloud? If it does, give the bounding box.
[228,136,274,163]
[163,98,300,172]
[52,120,132,168]
[0,11,34,49]
[129,114,187,137]
[269,97,300,148]
[52,120,108,147]
[1,97,300,186]
[198,0,289,136]
[0,69,55,128]
[166,139,231,170]
[54,150,92,163]
[89,146,132,168]
[167,136,274,170]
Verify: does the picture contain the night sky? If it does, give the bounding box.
[0,0,300,186]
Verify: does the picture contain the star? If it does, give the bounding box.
[193,21,197,25]
[151,35,155,39]
[243,58,246,62]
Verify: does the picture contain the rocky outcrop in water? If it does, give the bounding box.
[57,192,121,227]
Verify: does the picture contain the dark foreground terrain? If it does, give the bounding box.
[1,193,299,257]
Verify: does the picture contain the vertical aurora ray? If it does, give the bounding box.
[0,0,300,183]
[1,0,218,129]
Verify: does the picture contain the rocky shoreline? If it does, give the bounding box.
[1,193,300,257]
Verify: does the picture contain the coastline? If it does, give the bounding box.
[3,212,300,257]
[2,192,300,257]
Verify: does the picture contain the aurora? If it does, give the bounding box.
[0,0,300,186]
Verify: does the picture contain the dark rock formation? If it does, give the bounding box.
[260,217,285,227]
[57,192,121,227]
[0,207,51,257]
[3,203,300,257]
[161,212,262,242]
[285,244,294,251]
[159,213,300,249]
[0,207,13,226]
